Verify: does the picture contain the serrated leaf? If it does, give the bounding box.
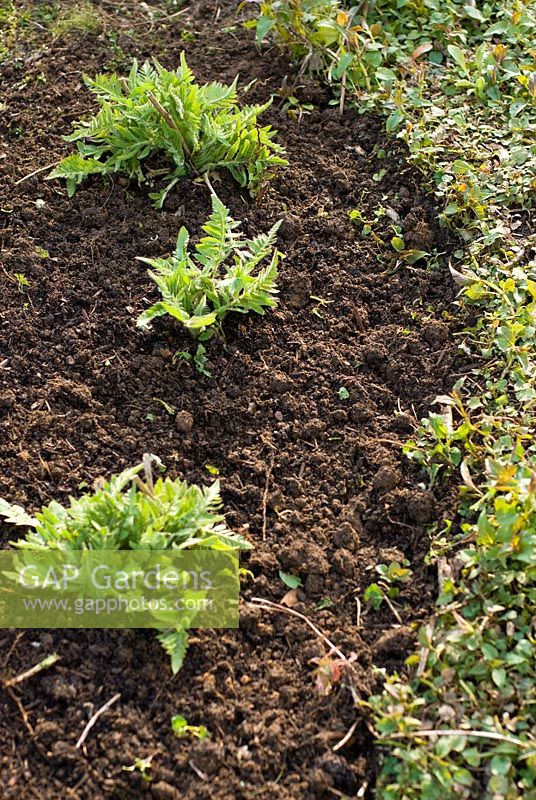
[0,498,37,528]
[158,629,189,675]
[47,55,286,204]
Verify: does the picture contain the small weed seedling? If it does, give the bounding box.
[363,560,412,613]
[175,343,211,377]
[48,54,287,207]
[171,714,210,740]
[137,193,282,343]
[279,570,302,589]
[122,755,154,782]
[0,455,250,673]
[13,273,29,291]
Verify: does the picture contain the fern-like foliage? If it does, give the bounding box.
[48,54,287,206]
[157,629,189,675]
[10,457,250,552]
[1,456,249,674]
[0,498,37,528]
[137,193,282,340]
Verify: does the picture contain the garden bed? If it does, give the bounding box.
[0,2,459,797]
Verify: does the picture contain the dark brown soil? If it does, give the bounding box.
[0,2,459,798]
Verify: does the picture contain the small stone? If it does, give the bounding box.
[379,547,405,564]
[152,781,181,800]
[372,465,400,492]
[373,626,414,658]
[332,521,359,549]
[302,418,325,440]
[423,320,450,349]
[269,372,294,394]
[391,413,415,434]
[175,410,193,433]
[0,390,16,408]
[332,548,355,577]
[406,490,435,523]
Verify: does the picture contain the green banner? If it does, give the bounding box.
[0,550,239,628]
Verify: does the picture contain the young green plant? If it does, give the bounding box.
[48,54,287,207]
[137,193,282,347]
[0,455,250,674]
[364,560,412,616]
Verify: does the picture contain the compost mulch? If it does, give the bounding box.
[0,2,459,797]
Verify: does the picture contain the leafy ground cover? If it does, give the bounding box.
[250,0,536,797]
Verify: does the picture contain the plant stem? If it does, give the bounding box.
[147,91,192,159]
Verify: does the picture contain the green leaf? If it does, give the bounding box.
[447,44,467,73]
[491,667,507,688]
[463,5,485,21]
[332,52,354,80]
[364,583,384,610]
[386,110,405,133]
[0,498,38,528]
[490,756,512,776]
[158,629,189,675]
[255,16,276,45]
[171,714,210,740]
[279,570,302,589]
[136,302,168,328]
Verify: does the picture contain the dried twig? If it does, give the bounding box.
[147,92,192,158]
[14,162,59,186]
[143,451,155,493]
[4,653,60,688]
[355,596,362,629]
[5,687,35,735]
[5,686,49,758]
[339,70,347,115]
[416,618,435,677]
[250,597,360,703]
[76,692,121,749]
[203,172,217,196]
[333,718,358,752]
[2,631,25,668]
[389,728,534,749]
[261,454,275,541]
[383,594,403,625]
[368,437,404,448]
[189,760,209,781]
